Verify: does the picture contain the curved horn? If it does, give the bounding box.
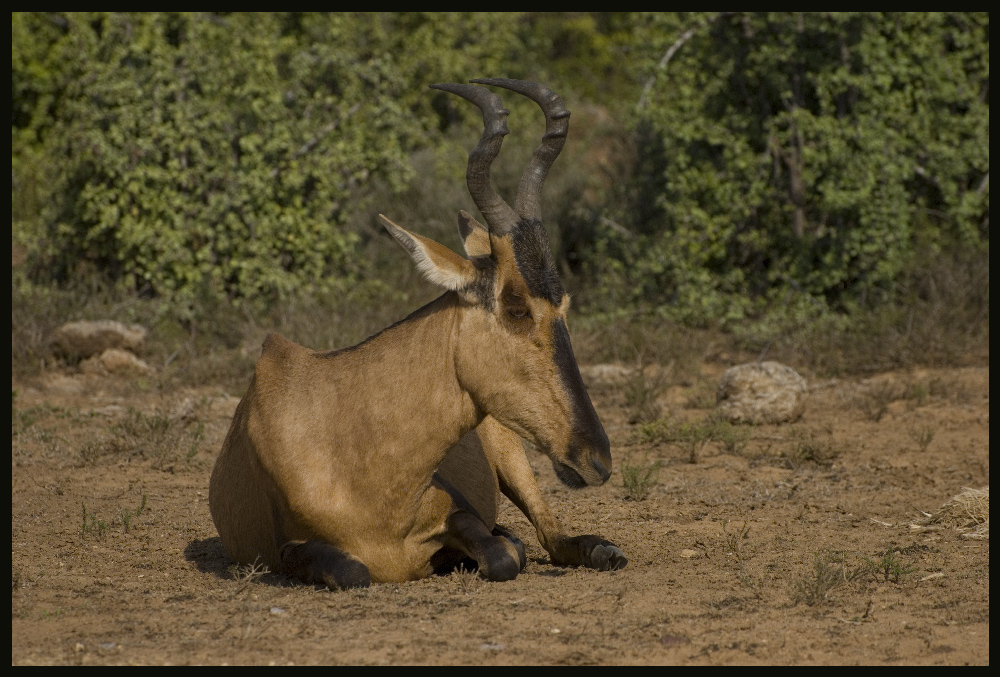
[472,78,570,225]
[430,82,519,235]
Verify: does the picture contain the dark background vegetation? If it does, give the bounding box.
[12,12,989,386]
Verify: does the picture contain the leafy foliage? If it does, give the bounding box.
[11,12,528,302]
[592,12,989,326]
[12,12,989,332]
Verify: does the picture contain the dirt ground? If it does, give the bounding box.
[11,354,989,665]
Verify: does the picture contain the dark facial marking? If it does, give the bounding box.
[510,219,563,305]
[551,317,609,458]
[463,256,497,311]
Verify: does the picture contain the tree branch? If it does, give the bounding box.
[636,13,733,113]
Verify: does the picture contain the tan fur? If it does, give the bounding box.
[209,235,609,581]
[212,296,481,582]
[437,417,591,563]
[209,79,626,586]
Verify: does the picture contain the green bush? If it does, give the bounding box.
[589,12,989,327]
[11,12,531,303]
[11,12,989,372]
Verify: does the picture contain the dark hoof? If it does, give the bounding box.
[325,559,372,589]
[479,538,522,582]
[589,543,628,571]
[481,556,520,582]
[492,525,527,572]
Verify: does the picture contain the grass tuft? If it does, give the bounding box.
[852,380,902,422]
[620,450,663,501]
[907,425,936,451]
[80,404,206,471]
[792,553,844,606]
[634,415,744,464]
[860,549,918,583]
[622,367,665,424]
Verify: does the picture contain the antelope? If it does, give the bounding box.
[209,78,627,587]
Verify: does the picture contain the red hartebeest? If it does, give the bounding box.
[209,79,626,587]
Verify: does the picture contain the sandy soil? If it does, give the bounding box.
[11,358,989,665]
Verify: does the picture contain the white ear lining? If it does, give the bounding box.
[379,214,476,292]
[408,239,476,291]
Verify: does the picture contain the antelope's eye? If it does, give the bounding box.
[507,305,530,319]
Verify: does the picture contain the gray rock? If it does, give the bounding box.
[716,361,807,424]
[51,320,147,358]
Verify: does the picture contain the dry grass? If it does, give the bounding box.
[79,401,208,471]
[622,367,666,424]
[922,486,989,539]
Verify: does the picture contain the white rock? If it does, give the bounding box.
[716,361,807,424]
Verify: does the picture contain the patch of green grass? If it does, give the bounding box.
[620,450,663,501]
[80,403,207,471]
[634,415,735,464]
[903,381,930,407]
[682,384,717,410]
[119,494,148,533]
[861,548,918,583]
[784,430,841,469]
[853,380,902,422]
[80,494,148,540]
[714,419,751,455]
[81,503,110,541]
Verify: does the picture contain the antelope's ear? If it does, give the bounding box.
[379,214,476,291]
[457,210,491,259]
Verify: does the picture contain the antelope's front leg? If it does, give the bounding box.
[430,474,526,582]
[445,510,526,582]
[478,418,628,571]
[504,481,628,571]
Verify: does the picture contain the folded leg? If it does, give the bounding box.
[477,417,628,571]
